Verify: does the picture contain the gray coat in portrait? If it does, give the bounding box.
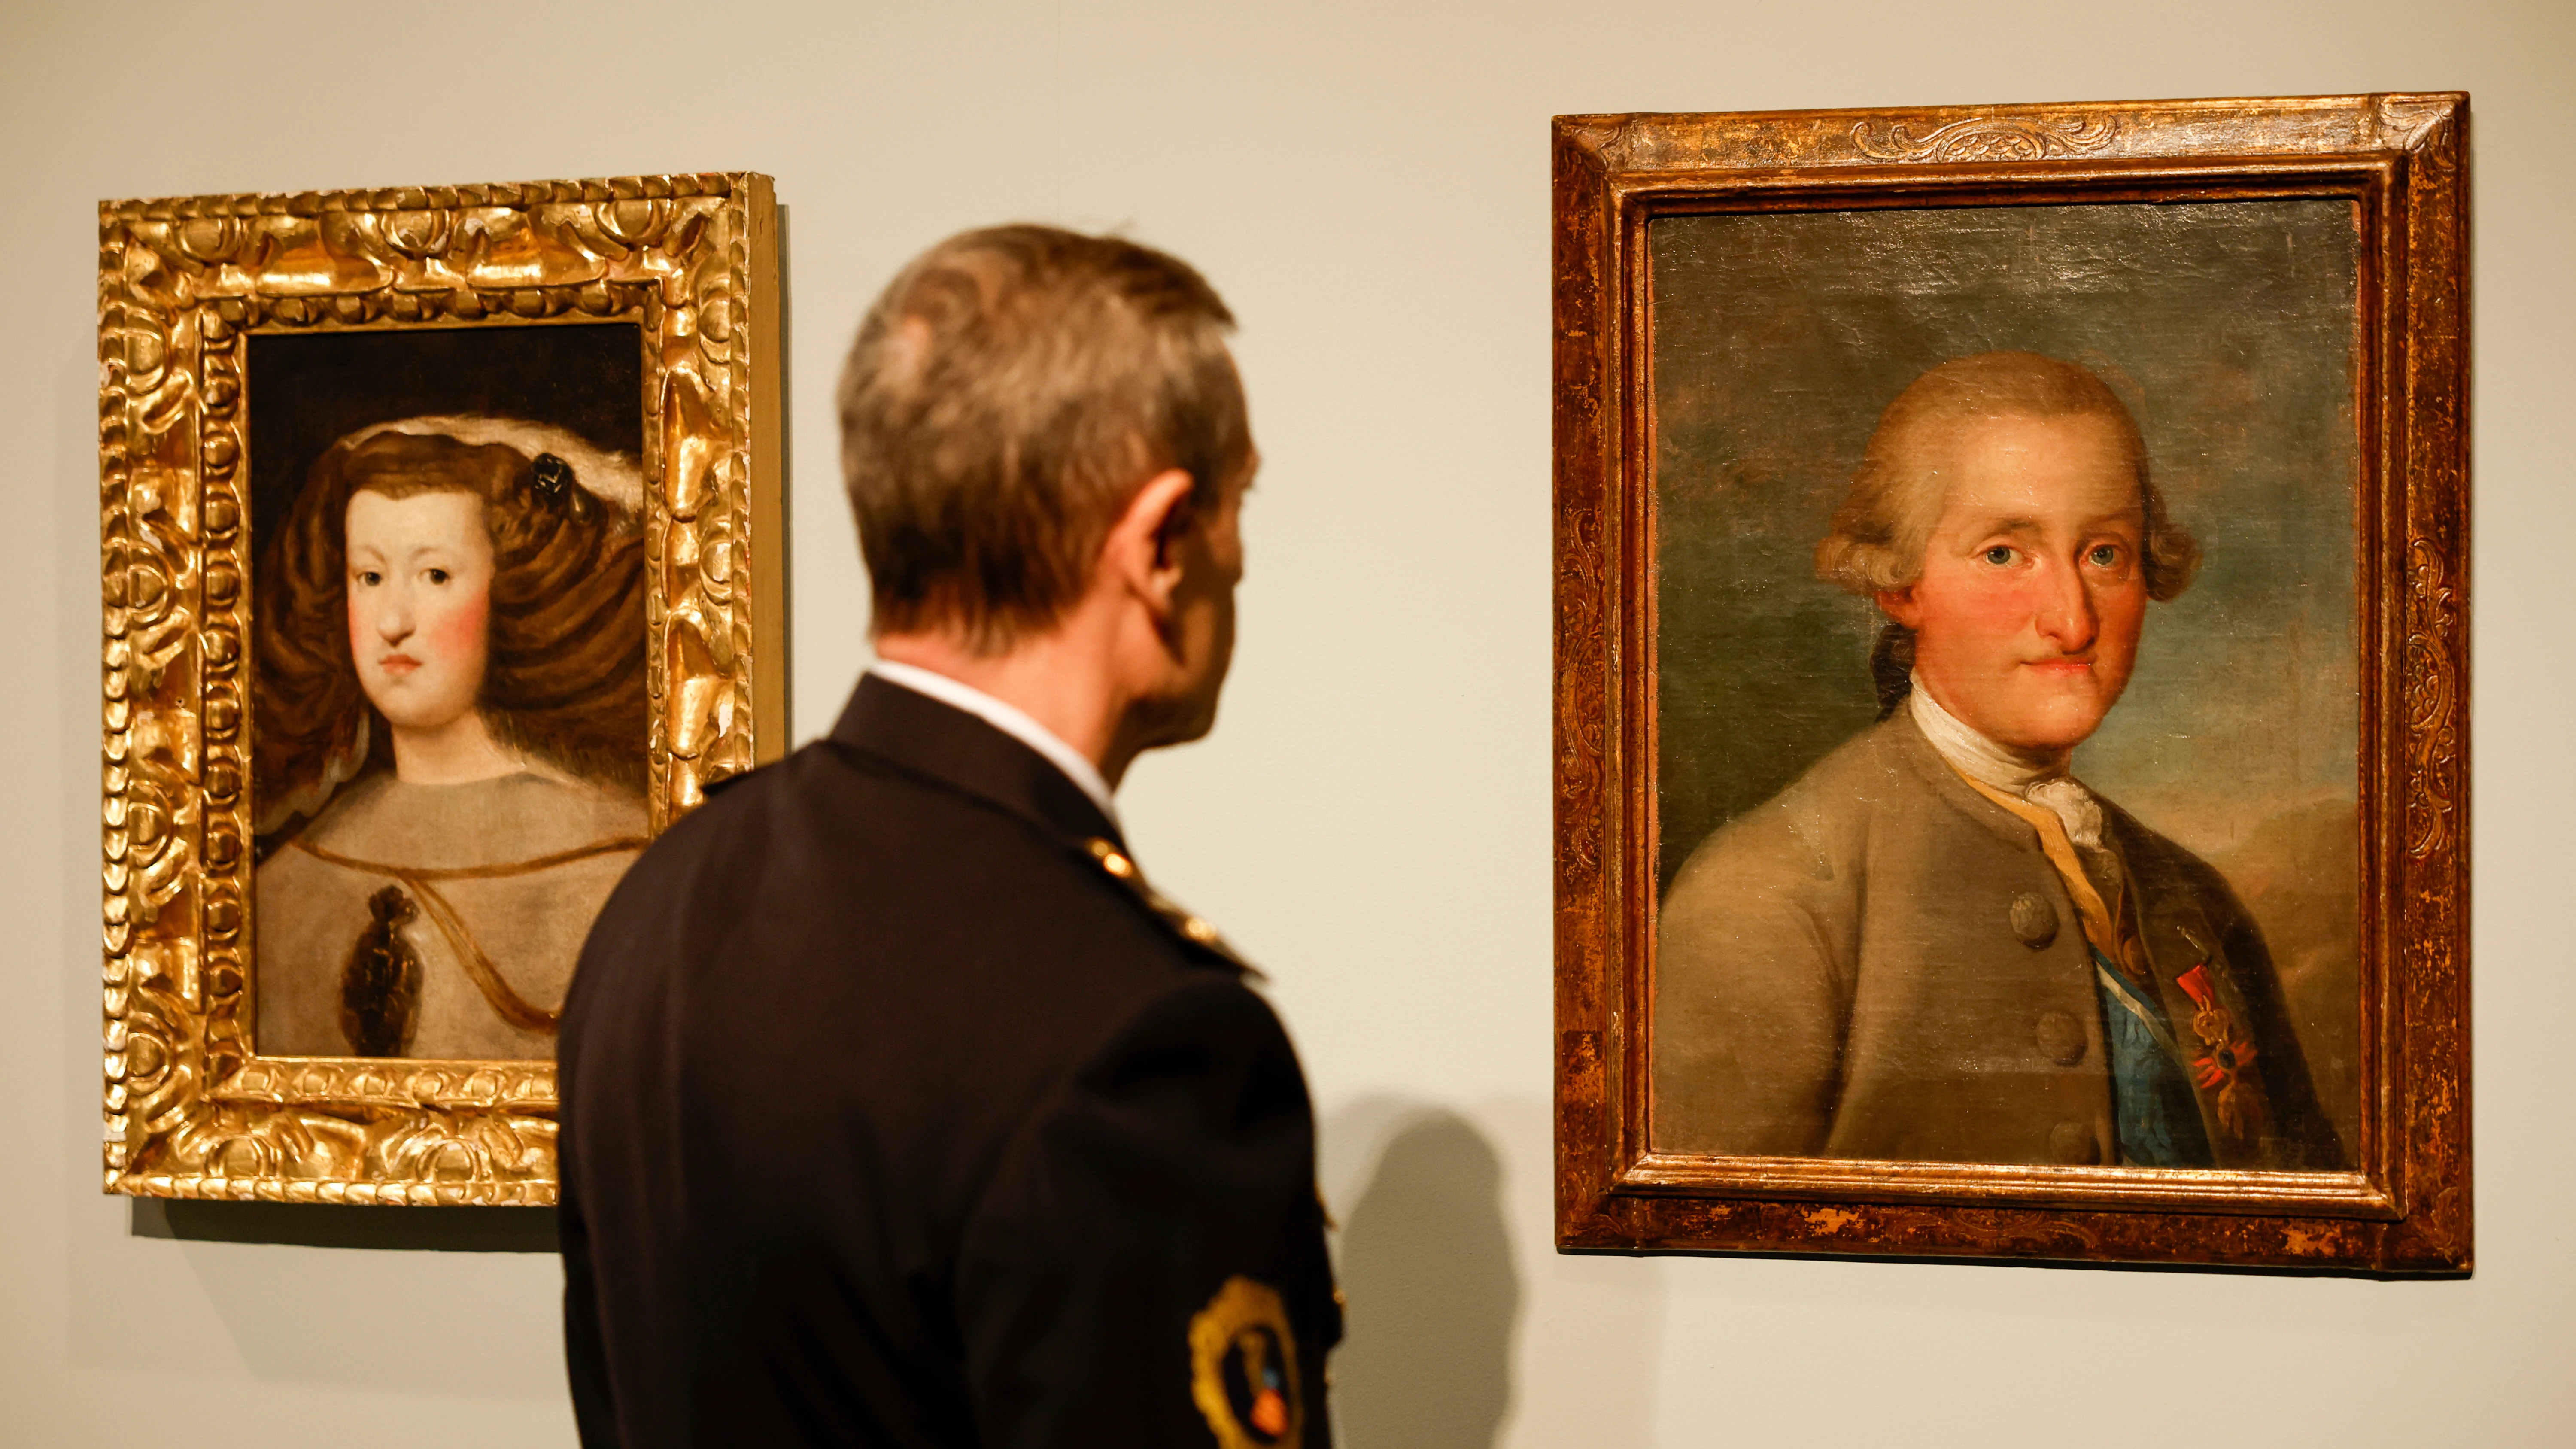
[1653,710,2343,1170]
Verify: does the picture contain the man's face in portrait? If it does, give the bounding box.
[1877,411,2148,755]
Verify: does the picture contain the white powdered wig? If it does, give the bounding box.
[343,414,645,516]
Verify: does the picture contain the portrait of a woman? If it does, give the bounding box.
[252,416,650,1061]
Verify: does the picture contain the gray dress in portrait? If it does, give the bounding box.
[255,770,647,1060]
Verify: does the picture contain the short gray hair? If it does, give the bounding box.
[836,225,1249,650]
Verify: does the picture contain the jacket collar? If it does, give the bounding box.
[1877,705,2041,853]
[2098,802,2224,985]
[829,674,1126,849]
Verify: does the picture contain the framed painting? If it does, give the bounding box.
[1552,96,2469,1270]
[98,173,785,1205]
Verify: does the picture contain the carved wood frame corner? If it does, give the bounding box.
[98,173,786,1206]
[1552,95,2469,1270]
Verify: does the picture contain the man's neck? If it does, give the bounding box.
[872,619,1134,786]
[865,657,1120,823]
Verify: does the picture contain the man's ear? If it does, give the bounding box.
[1100,468,1198,617]
[1875,586,1923,629]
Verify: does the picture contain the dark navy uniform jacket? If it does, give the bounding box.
[559,675,1340,1447]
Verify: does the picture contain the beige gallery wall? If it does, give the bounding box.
[4,2,2570,1444]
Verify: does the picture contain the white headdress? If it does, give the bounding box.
[340,414,645,516]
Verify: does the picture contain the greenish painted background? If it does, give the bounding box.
[1651,200,2363,1142]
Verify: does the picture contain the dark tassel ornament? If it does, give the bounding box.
[339,885,423,1057]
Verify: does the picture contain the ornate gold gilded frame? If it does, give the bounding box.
[1553,97,2469,1270]
[99,174,784,1205]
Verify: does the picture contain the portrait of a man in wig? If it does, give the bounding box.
[1653,350,2344,1172]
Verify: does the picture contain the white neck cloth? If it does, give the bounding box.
[1907,674,2105,850]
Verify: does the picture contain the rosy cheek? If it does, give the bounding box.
[2095,586,2148,655]
[1949,572,2038,635]
[1968,586,2034,631]
[425,586,491,668]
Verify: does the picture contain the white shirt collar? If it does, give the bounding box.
[1906,671,2070,792]
[1906,673,2108,850]
[866,659,1121,829]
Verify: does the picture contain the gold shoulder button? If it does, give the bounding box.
[1080,838,1260,977]
[1085,838,1139,879]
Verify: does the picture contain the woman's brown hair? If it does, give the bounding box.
[252,426,647,839]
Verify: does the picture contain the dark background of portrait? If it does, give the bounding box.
[246,322,647,542]
[1652,200,2362,1147]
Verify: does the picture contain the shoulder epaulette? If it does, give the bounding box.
[1079,838,1262,978]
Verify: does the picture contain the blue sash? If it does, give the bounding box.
[2091,947,2214,1168]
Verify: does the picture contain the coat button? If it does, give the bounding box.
[2034,1010,2087,1066]
[2008,892,2058,948]
[2047,1121,2099,1165]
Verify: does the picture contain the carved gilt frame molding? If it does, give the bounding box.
[1552,96,2469,1270]
[99,173,785,1205]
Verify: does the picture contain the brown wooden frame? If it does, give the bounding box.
[1552,95,2469,1271]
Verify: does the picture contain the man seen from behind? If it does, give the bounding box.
[558,224,1340,1448]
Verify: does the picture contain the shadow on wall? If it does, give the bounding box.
[1329,1108,1520,1449]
